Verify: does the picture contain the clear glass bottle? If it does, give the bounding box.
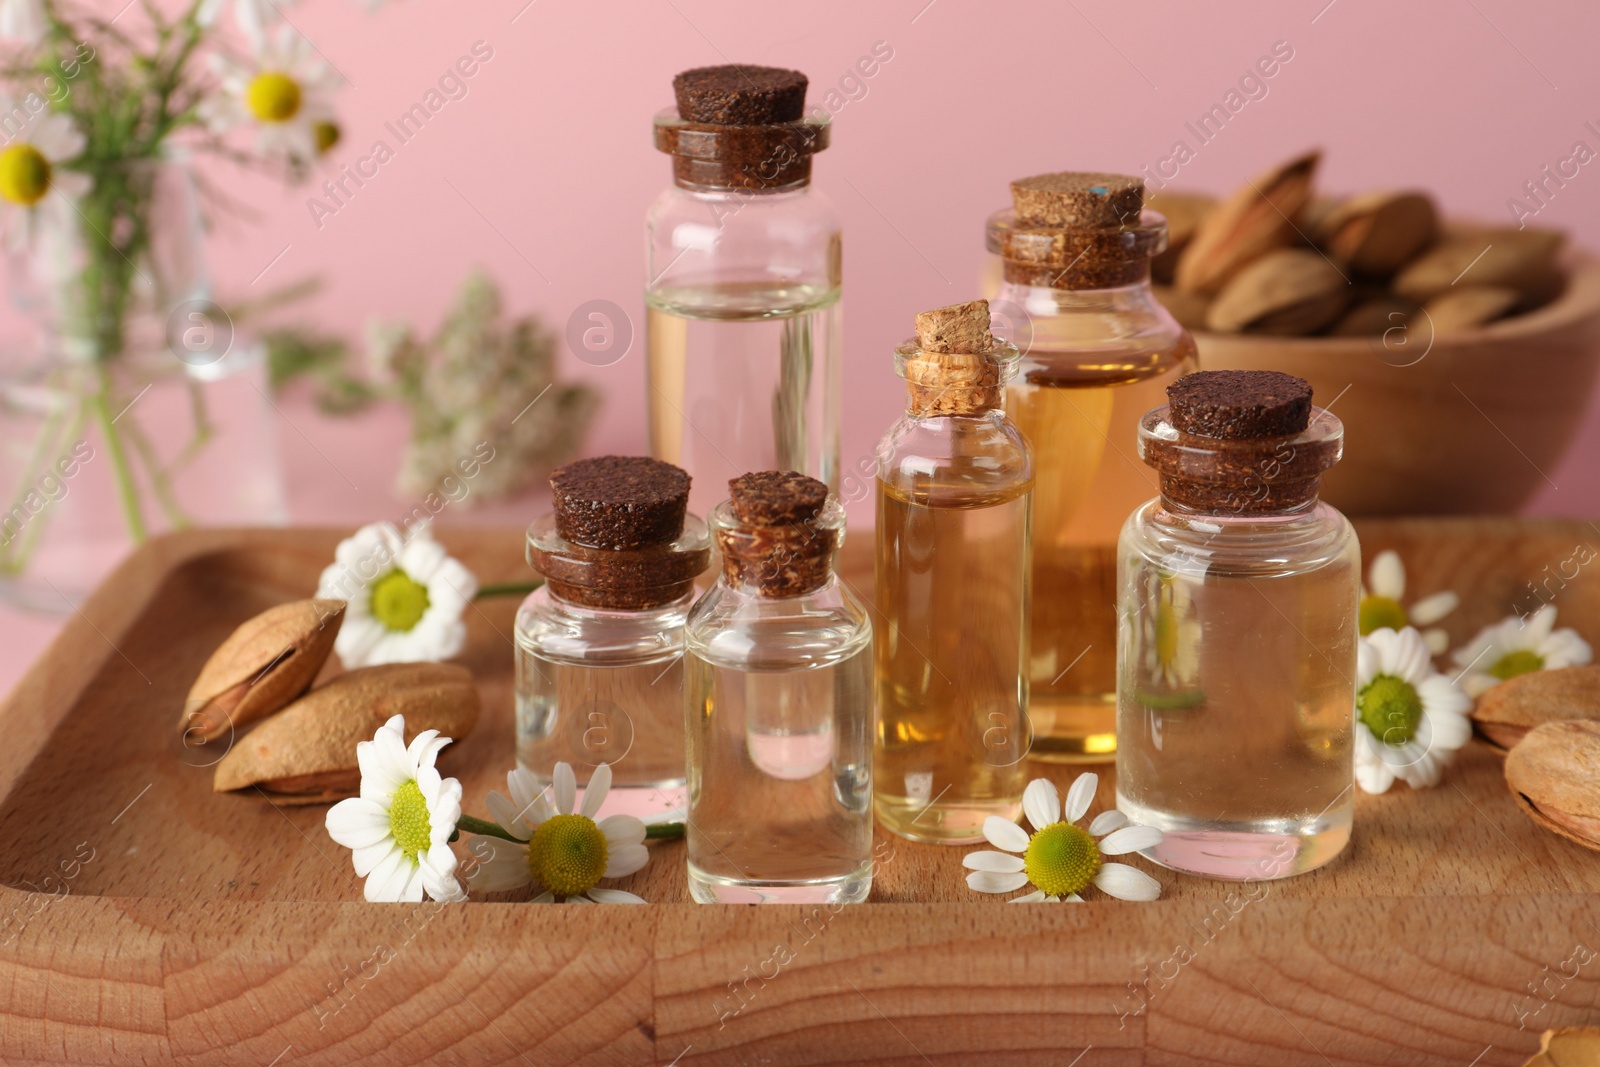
[684,471,873,903]
[1116,371,1358,881]
[515,457,710,820]
[873,301,1032,843]
[985,173,1198,762]
[646,66,842,522]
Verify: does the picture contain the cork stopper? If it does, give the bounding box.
[1011,172,1145,228]
[716,471,840,598]
[550,455,689,550]
[1139,371,1340,516]
[673,65,807,125]
[1167,371,1313,440]
[898,300,1017,417]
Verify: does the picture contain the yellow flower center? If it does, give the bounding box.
[1488,649,1544,681]
[313,120,341,154]
[370,569,430,632]
[1357,674,1423,745]
[0,144,52,206]
[388,780,432,861]
[1023,822,1100,898]
[1358,595,1407,636]
[527,813,608,898]
[246,72,303,123]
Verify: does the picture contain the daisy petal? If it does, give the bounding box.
[1008,890,1047,904]
[965,869,1031,894]
[597,814,647,848]
[1088,809,1129,836]
[465,839,534,892]
[580,763,612,819]
[603,843,650,879]
[962,850,1026,873]
[553,762,576,816]
[485,790,532,840]
[1410,591,1458,626]
[1022,778,1060,833]
[1369,550,1405,599]
[325,797,390,849]
[586,887,648,904]
[363,847,411,902]
[1424,628,1450,655]
[1099,825,1164,856]
[1064,772,1098,823]
[1094,862,1161,902]
[981,815,1029,853]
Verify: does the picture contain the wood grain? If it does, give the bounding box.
[1,518,1598,1064]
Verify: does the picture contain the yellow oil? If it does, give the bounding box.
[1007,336,1198,761]
[873,478,1031,842]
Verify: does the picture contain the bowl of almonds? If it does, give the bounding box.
[1151,150,1600,517]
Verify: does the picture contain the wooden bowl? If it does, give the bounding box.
[1194,253,1600,516]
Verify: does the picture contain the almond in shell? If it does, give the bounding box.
[1471,663,1600,754]
[1504,720,1600,853]
[1175,150,1320,296]
[213,662,480,803]
[1424,285,1520,335]
[1313,190,1438,277]
[1392,228,1564,303]
[1147,191,1216,285]
[1329,295,1422,337]
[1206,248,1348,335]
[181,599,345,744]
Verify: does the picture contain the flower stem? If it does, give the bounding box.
[454,814,524,843]
[91,376,147,544]
[474,580,543,600]
[645,822,685,840]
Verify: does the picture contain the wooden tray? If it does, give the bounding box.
[2,518,1598,1066]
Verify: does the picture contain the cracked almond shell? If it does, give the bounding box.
[1504,720,1600,853]
[180,599,345,744]
[1206,248,1348,335]
[213,662,480,804]
[1472,664,1600,754]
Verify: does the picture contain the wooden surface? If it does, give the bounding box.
[1,518,1599,1065]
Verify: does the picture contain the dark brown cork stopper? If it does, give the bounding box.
[1167,371,1313,440]
[674,65,807,125]
[719,471,837,598]
[728,470,828,526]
[1011,172,1145,228]
[550,456,690,550]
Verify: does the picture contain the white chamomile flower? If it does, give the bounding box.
[200,24,341,166]
[1354,626,1472,794]
[963,773,1163,903]
[316,520,478,669]
[0,0,44,43]
[325,714,465,903]
[467,763,651,904]
[1450,604,1592,699]
[1359,549,1458,655]
[1141,572,1200,689]
[0,101,90,263]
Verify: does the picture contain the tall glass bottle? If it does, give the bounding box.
[515,456,709,819]
[1116,370,1358,881]
[873,300,1032,843]
[646,65,842,522]
[684,471,873,904]
[986,172,1198,762]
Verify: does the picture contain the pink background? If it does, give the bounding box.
[5,0,1600,691]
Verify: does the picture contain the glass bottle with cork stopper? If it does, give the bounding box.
[647,65,842,522]
[986,171,1198,762]
[1116,370,1358,880]
[684,470,873,904]
[873,299,1032,843]
[515,456,710,819]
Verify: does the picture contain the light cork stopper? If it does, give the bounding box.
[1011,172,1144,228]
[905,300,1005,417]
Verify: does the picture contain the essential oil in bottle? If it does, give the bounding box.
[515,456,710,819]
[684,471,873,904]
[1116,370,1358,880]
[874,300,1032,843]
[986,172,1198,761]
[646,66,842,521]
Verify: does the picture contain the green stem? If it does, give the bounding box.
[454,814,523,843]
[474,580,543,600]
[645,822,685,840]
[90,374,146,544]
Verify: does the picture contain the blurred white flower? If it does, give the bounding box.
[200,24,340,166]
[316,520,477,668]
[1450,604,1592,699]
[0,0,44,43]
[1359,549,1458,655]
[195,0,284,41]
[1354,626,1472,794]
[0,102,89,280]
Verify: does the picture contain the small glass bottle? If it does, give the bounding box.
[1116,370,1358,881]
[874,300,1032,843]
[646,65,842,522]
[684,470,873,904]
[985,172,1198,762]
[515,456,710,819]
